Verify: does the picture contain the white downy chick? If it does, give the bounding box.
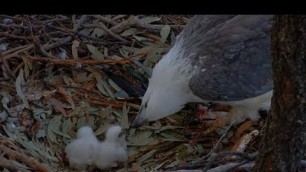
[65,126,100,171]
[94,125,128,169]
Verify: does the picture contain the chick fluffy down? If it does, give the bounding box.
[65,126,100,170]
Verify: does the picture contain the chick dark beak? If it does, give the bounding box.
[119,129,127,137]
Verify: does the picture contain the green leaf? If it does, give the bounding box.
[91,28,105,37]
[72,40,79,60]
[108,79,122,91]
[94,72,109,96]
[0,91,12,109]
[120,102,129,129]
[128,131,156,146]
[47,115,62,143]
[155,125,180,133]
[101,80,115,98]
[22,56,32,79]
[62,118,73,137]
[139,16,161,24]
[138,149,157,163]
[16,68,29,108]
[62,74,75,86]
[114,90,129,99]
[95,122,111,137]
[160,25,171,43]
[120,28,138,36]
[133,35,151,42]
[36,129,46,138]
[87,44,104,60]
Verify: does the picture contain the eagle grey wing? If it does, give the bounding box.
[184,15,273,101]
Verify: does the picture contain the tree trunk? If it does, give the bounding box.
[253,16,306,171]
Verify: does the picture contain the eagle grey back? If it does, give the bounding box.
[179,15,273,101]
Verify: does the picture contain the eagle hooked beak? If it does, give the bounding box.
[132,108,148,128]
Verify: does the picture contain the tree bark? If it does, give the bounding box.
[253,15,306,171]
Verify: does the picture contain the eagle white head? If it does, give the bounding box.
[132,40,199,127]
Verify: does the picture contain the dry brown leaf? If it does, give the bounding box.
[48,98,67,116]
[82,80,96,90]
[230,130,259,157]
[72,40,79,60]
[131,163,141,172]
[233,120,257,140]
[55,86,75,109]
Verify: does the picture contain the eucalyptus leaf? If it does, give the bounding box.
[62,118,73,137]
[22,56,32,79]
[47,115,62,143]
[16,69,29,108]
[160,25,171,43]
[72,40,79,60]
[128,131,155,146]
[133,35,151,42]
[160,133,182,142]
[120,28,138,37]
[91,28,105,37]
[96,83,109,96]
[120,103,129,129]
[108,79,122,91]
[139,16,161,24]
[87,44,104,60]
[77,117,86,128]
[0,111,8,122]
[114,90,129,99]
[133,59,152,77]
[101,80,115,98]
[121,45,141,53]
[138,149,156,163]
[62,75,75,86]
[0,91,11,108]
[79,28,93,36]
[155,125,180,133]
[95,122,111,136]
[36,129,46,138]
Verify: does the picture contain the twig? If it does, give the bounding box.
[2,59,15,79]
[92,15,119,26]
[46,22,127,46]
[38,44,58,59]
[0,32,34,41]
[0,156,30,172]
[0,145,48,172]
[224,161,253,172]
[207,161,253,172]
[13,61,24,76]
[2,44,34,59]
[83,23,129,42]
[109,15,185,35]
[112,15,127,21]
[219,151,256,161]
[73,15,87,32]
[25,55,131,65]
[140,32,161,42]
[43,36,72,51]
[76,32,126,45]
[110,15,138,34]
[202,121,235,171]
[135,18,185,30]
